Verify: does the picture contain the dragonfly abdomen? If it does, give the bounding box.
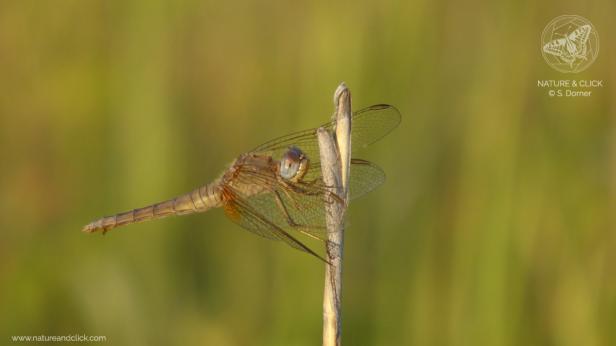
[82,181,223,233]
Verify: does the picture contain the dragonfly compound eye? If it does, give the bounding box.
[279,147,309,182]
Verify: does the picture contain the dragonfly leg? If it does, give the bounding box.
[296,179,345,205]
[279,179,322,196]
[299,178,320,186]
[272,190,325,241]
[281,178,344,206]
[327,191,345,205]
[299,176,337,191]
[280,187,301,212]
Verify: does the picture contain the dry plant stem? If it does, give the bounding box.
[320,83,351,346]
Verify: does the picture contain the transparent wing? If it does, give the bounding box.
[223,187,328,262]
[221,169,329,262]
[251,104,401,163]
[220,158,385,245]
[348,159,386,200]
[350,104,402,149]
[224,162,330,239]
[218,105,397,261]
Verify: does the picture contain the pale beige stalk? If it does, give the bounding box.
[320,82,351,346]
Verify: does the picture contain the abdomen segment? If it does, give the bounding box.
[82,182,222,233]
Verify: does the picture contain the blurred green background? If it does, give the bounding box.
[1,0,614,345]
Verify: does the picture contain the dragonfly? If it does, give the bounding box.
[83,104,400,262]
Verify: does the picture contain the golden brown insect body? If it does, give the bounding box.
[82,104,400,261]
[82,153,277,234]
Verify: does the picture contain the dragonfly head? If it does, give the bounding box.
[279,146,309,183]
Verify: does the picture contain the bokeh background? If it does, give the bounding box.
[1,0,615,345]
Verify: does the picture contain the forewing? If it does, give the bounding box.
[222,185,328,262]
[224,158,385,238]
[251,104,401,161]
[349,159,386,200]
[350,105,402,149]
[223,160,330,237]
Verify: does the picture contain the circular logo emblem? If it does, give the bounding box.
[541,15,599,73]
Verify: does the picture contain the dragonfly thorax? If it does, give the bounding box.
[279,146,309,183]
